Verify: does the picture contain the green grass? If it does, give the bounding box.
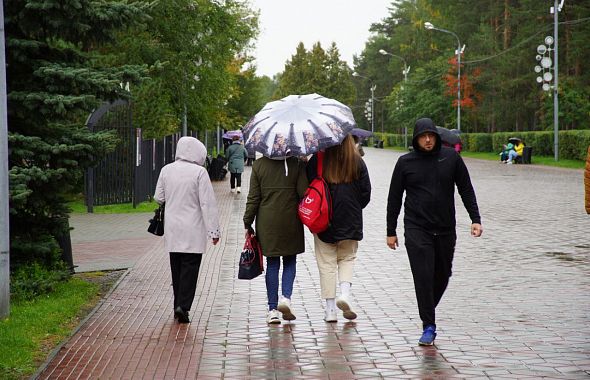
[0,278,99,380]
[461,151,584,169]
[384,146,584,169]
[69,199,157,214]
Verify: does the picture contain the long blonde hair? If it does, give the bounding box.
[323,134,360,184]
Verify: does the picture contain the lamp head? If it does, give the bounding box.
[424,22,434,30]
[379,49,388,55]
[352,72,359,77]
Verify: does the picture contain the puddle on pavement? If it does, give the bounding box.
[546,251,576,262]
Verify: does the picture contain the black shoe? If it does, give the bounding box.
[174,306,190,323]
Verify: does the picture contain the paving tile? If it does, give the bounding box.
[35,149,590,379]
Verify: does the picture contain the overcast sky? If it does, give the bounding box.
[248,0,393,77]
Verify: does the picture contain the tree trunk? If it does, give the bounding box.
[503,0,511,49]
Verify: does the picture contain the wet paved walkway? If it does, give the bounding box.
[37,148,590,379]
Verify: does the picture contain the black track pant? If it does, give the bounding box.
[170,252,203,311]
[404,229,456,329]
[230,172,242,188]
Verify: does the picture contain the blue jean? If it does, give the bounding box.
[508,150,519,162]
[265,255,297,311]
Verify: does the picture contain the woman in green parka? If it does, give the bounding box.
[226,136,247,193]
[243,156,308,324]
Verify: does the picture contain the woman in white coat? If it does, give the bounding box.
[154,137,221,323]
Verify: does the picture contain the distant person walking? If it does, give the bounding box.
[386,118,482,346]
[154,137,221,323]
[307,134,371,323]
[243,156,308,324]
[226,135,247,193]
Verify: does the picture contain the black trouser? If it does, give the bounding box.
[404,228,456,329]
[230,172,242,188]
[169,252,203,311]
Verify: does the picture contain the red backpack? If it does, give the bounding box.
[298,152,332,233]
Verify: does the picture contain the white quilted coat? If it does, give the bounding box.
[154,137,221,253]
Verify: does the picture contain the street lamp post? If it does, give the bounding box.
[424,22,463,132]
[379,49,410,148]
[0,1,9,319]
[352,72,375,134]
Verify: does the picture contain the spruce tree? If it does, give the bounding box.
[5,0,148,271]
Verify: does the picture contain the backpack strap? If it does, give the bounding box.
[317,151,324,178]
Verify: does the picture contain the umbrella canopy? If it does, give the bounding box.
[222,130,243,140]
[350,128,373,138]
[508,137,522,144]
[242,93,356,158]
[436,126,461,145]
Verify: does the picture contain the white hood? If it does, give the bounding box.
[175,136,207,165]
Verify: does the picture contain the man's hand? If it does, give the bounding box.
[471,223,483,237]
[212,238,219,245]
[387,236,398,250]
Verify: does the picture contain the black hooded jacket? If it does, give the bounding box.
[386,118,481,236]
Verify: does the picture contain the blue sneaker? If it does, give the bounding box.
[418,325,437,346]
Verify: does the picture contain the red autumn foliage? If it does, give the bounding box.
[444,56,482,109]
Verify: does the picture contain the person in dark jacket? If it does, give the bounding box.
[226,136,247,193]
[243,156,309,324]
[386,117,483,346]
[307,134,371,323]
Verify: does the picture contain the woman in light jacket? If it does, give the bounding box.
[243,156,308,324]
[306,134,371,323]
[226,135,248,193]
[154,137,221,323]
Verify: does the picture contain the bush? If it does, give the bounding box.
[10,262,71,301]
[377,130,590,160]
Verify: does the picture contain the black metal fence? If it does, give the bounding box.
[84,101,224,212]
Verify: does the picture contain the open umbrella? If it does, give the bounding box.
[436,126,461,145]
[350,128,373,138]
[222,130,243,140]
[508,137,522,144]
[242,93,356,158]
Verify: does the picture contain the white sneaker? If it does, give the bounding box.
[507,161,513,165]
[336,296,357,320]
[277,297,296,321]
[231,188,236,193]
[266,310,281,324]
[324,310,337,323]
[236,187,241,193]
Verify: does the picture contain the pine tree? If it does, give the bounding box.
[6,0,149,270]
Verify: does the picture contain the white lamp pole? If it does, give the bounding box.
[425,22,463,132]
[353,72,375,134]
[379,49,410,148]
[551,0,563,161]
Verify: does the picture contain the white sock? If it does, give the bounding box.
[340,282,351,297]
[326,298,336,312]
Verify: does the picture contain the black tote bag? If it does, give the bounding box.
[147,203,165,236]
[238,234,264,280]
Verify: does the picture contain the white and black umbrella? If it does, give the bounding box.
[242,93,356,159]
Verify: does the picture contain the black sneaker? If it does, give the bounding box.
[418,325,437,346]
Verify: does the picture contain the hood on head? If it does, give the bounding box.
[412,118,441,152]
[175,136,207,165]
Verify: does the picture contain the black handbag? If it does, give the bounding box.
[238,233,264,280]
[147,203,165,236]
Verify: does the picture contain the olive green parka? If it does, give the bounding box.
[243,157,309,257]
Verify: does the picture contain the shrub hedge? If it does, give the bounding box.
[374,130,590,161]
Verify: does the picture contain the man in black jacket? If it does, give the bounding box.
[386,118,483,346]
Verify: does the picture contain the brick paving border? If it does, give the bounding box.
[37,148,590,379]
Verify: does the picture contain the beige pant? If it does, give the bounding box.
[313,235,358,298]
